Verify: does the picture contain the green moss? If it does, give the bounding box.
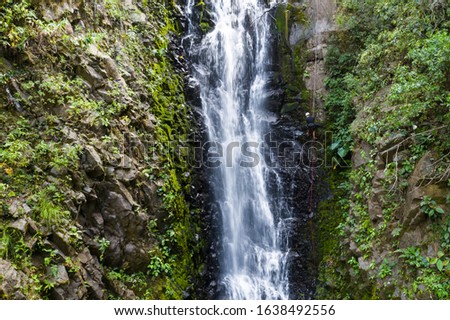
[316,169,351,299]
[275,3,309,115]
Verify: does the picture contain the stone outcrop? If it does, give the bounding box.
[0,259,36,299]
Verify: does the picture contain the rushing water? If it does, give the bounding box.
[186,0,291,300]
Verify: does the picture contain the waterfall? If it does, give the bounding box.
[186,0,291,300]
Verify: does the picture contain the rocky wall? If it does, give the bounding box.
[0,0,206,299]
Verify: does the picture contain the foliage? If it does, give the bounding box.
[420,196,445,219]
[0,0,36,49]
[378,259,393,279]
[35,186,70,229]
[96,237,111,262]
[319,0,450,299]
[397,247,428,268]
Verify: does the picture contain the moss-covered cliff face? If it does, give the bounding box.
[272,0,336,298]
[0,0,205,299]
[317,0,450,299]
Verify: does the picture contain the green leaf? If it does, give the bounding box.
[437,259,444,272]
[435,207,445,215]
[338,147,349,158]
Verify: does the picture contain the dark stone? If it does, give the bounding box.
[51,231,76,256]
[77,65,104,89]
[352,141,373,168]
[81,146,105,178]
[0,259,31,299]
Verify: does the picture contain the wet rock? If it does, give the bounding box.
[52,231,76,256]
[9,218,28,234]
[91,211,104,228]
[81,146,104,178]
[39,0,81,21]
[0,259,31,299]
[352,141,373,168]
[62,126,79,141]
[96,89,113,103]
[106,277,137,300]
[411,151,436,181]
[103,57,121,80]
[115,169,139,182]
[106,191,132,212]
[401,152,449,226]
[399,228,425,248]
[50,165,68,177]
[378,132,408,156]
[130,11,147,24]
[8,201,23,218]
[368,170,386,222]
[349,240,361,256]
[48,265,70,286]
[77,65,104,89]
[0,57,13,72]
[52,279,88,300]
[77,248,105,299]
[289,23,313,45]
[116,182,139,208]
[117,154,134,169]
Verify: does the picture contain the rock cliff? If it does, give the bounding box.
[316,0,450,299]
[0,0,206,299]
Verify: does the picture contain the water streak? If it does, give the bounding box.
[187,0,290,300]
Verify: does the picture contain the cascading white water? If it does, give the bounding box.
[187,0,290,299]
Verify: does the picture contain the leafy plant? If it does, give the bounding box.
[0,228,12,259]
[0,0,36,49]
[148,250,174,278]
[97,237,110,262]
[397,247,428,268]
[378,258,393,279]
[35,187,70,228]
[426,251,449,272]
[64,257,80,274]
[420,196,445,219]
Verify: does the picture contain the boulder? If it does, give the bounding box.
[38,0,82,21]
[81,146,104,178]
[52,279,88,300]
[77,65,104,89]
[289,23,313,45]
[77,248,105,299]
[401,152,449,226]
[130,11,147,24]
[399,227,425,248]
[0,259,31,299]
[358,257,372,271]
[352,141,373,169]
[8,219,28,234]
[47,265,70,286]
[115,169,139,182]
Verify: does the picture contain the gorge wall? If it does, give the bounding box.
[316,0,450,299]
[273,0,450,300]
[0,0,207,299]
